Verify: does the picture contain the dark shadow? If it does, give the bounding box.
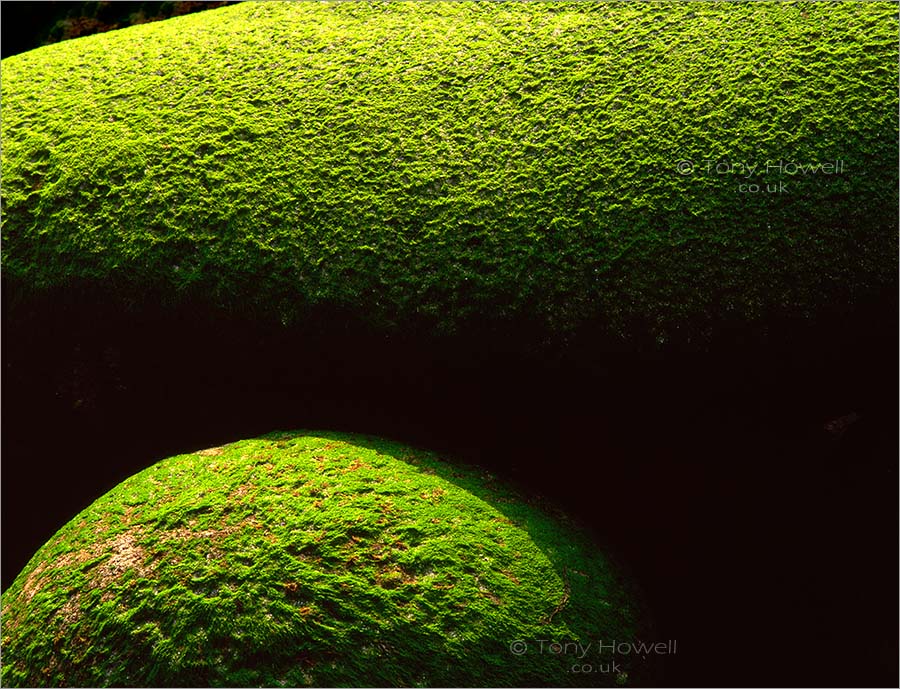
[2,281,897,686]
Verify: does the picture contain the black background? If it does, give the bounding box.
[1,1,236,59]
[2,4,898,687]
[4,290,897,686]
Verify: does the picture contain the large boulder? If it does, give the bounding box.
[1,1,896,348]
[1,432,650,687]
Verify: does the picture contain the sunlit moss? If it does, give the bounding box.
[1,432,650,687]
[1,2,896,347]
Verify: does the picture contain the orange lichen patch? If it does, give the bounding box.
[195,447,225,456]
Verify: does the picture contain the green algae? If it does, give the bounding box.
[1,2,896,346]
[1,432,650,687]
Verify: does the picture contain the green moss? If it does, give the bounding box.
[1,2,896,345]
[1,432,651,687]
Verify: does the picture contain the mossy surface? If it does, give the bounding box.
[1,432,649,687]
[2,1,896,346]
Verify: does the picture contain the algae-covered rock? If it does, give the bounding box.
[1,432,650,687]
[1,1,896,346]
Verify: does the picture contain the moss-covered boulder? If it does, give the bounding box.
[1,1,896,347]
[1,432,650,687]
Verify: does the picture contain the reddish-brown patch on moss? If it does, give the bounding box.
[500,569,521,585]
[375,564,417,589]
[94,531,152,585]
[57,593,84,625]
[160,525,237,542]
[19,562,50,605]
[477,581,502,605]
[343,458,371,473]
[11,528,154,631]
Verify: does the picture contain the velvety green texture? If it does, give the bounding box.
[1,432,647,687]
[1,2,896,344]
